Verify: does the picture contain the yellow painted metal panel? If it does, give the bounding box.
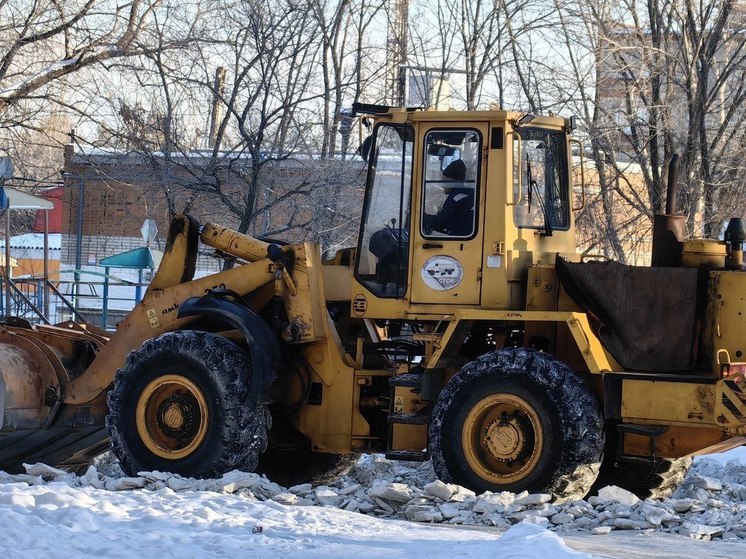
[323,265,353,302]
[298,335,357,453]
[708,272,746,374]
[390,385,428,451]
[425,309,616,373]
[621,379,716,425]
[280,243,326,343]
[410,122,488,306]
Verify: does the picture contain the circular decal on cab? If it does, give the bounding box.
[420,255,463,291]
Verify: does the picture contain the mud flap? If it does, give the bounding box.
[177,294,281,403]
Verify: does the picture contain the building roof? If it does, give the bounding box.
[0,233,61,250]
[5,187,55,210]
[69,146,362,169]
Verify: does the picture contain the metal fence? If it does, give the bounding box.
[0,271,144,330]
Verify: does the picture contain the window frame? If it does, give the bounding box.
[354,122,415,299]
[419,127,482,241]
[512,127,571,233]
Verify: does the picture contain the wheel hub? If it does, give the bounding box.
[461,393,544,485]
[136,374,209,460]
[163,404,184,429]
[156,393,199,440]
[484,414,529,463]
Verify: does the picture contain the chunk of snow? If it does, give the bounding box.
[424,480,456,501]
[515,493,552,506]
[369,482,412,502]
[23,463,66,479]
[314,486,341,506]
[596,485,640,506]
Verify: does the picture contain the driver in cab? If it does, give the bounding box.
[423,159,474,236]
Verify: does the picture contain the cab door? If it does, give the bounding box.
[410,125,486,305]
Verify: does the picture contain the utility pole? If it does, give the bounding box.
[386,0,409,106]
[207,67,226,149]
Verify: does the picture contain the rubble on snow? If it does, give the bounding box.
[3,453,746,542]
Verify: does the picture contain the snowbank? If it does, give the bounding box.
[2,447,746,557]
[0,469,591,559]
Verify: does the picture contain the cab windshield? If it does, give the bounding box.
[355,124,414,298]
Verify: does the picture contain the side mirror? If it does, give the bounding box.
[358,135,373,162]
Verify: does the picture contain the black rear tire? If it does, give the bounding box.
[429,348,603,502]
[592,456,693,500]
[256,420,357,486]
[106,331,269,478]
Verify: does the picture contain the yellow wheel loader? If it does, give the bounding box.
[1,103,745,501]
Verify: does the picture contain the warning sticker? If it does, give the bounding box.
[420,255,463,291]
[394,396,404,414]
[147,308,160,328]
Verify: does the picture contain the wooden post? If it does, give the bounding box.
[4,205,10,317]
[43,209,49,319]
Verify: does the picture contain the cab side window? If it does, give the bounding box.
[512,128,570,232]
[355,124,414,298]
[421,130,480,239]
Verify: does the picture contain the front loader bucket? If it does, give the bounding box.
[0,337,56,432]
[0,424,109,473]
[0,326,108,473]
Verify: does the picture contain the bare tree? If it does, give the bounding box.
[543,0,746,265]
[586,0,746,237]
[0,0,209,193]
[79,0,372,253]
[0,1,174,114]
[312,0,386,158]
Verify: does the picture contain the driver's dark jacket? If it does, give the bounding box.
[424,187,474,236]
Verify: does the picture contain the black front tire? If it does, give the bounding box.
[429,348,604,502]
[106,331,269,478]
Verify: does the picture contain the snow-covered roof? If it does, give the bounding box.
[70,146,365,168]
[0,233,61,250]
[4,187,55,210]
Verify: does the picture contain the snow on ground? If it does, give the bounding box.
[1,448,746,558]
[0,483,590,559]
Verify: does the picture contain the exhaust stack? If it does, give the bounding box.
[651,154,686,267]
[725,218,746,268]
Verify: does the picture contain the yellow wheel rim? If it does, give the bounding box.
[462,393,544,485]
[136,374,209,460]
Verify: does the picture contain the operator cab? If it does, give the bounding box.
[353,106,577,315]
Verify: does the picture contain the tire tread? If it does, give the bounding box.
[106,330,269,478]
[429,348,604,503]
